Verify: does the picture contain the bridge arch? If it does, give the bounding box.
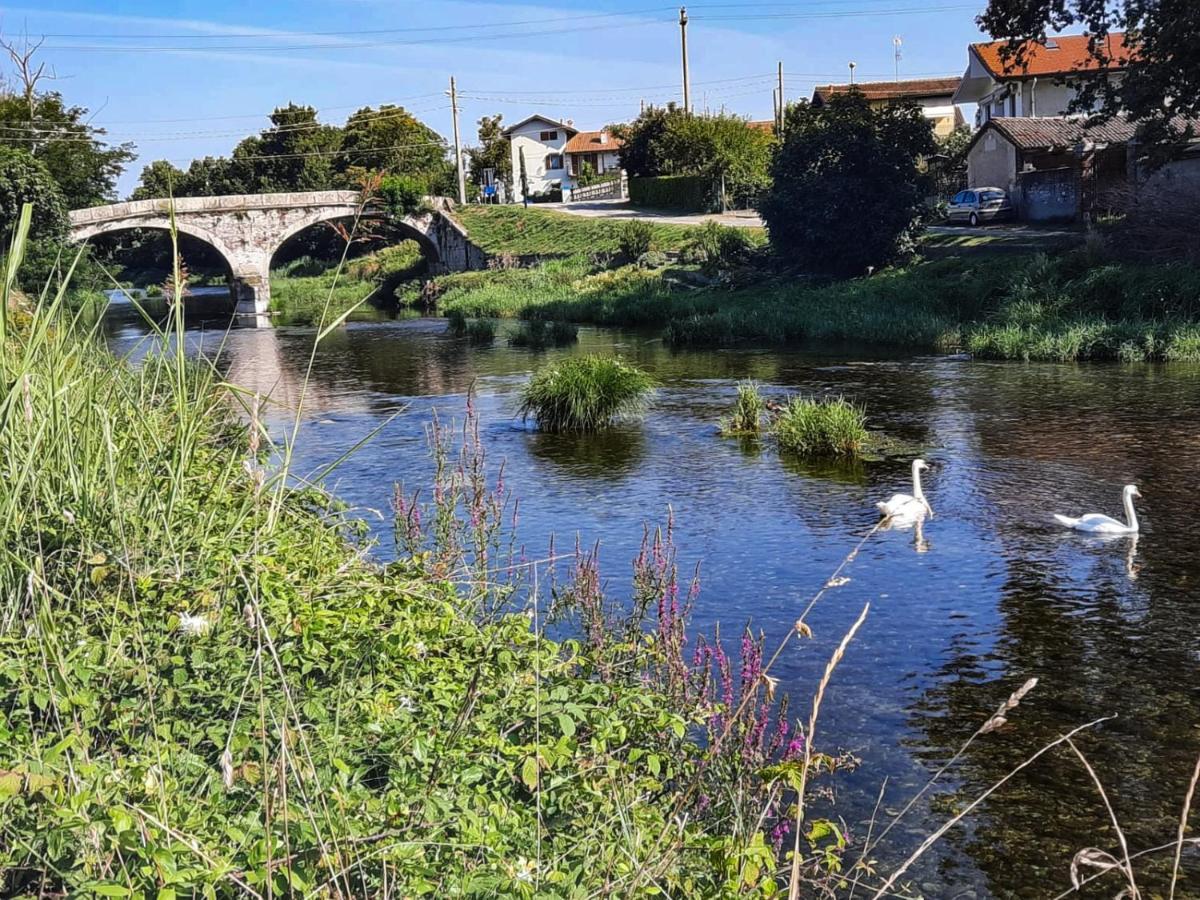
[68,192,485,314]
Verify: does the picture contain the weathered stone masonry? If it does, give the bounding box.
[69,191,486,314]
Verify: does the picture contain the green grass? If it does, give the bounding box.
[519,355,655,432]
[506,317,579,349]
[452,205,764,257]
[773,396,868,458]
[719,380,768,436]
[269,242,425,325]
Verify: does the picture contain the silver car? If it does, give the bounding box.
[947,187,1013,226]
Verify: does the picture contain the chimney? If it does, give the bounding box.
[600,131,609,145]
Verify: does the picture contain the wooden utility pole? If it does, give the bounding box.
[449,76,467,204]
[679,7,691,113]
[777,61,785,133]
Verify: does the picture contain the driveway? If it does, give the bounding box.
[546,198,763,229]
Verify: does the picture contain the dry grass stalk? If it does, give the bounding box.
[787,602,870,900]
[869,716,1114,900]
[1170,748,1200,900]
[1064,736,1139,899]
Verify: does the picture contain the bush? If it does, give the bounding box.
[507,318,578,349]
[637,250,669,269]
[689,221,754,275]
[519,355,655,432]
[617,220,655,259]
[760,92,936,276]
[379,173,429,218]
[773,396,867,457]
[526,186,564,203]
[719,380,768,435]
[629,174,710,211]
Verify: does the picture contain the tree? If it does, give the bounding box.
[616,104,687,177]
[229,103,341,194]
[131,160,186,200]
[0,146,67,239]
[978,0,1199,144]
[656,113,774,206]
[468,114,509,188]
[759,92,937,277]
[338,104,449,188]
[0,91,134,208]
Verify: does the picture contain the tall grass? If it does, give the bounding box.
[719,380,768,435]
[519,355,655,432]
[506,317,578,349]
[773,396,867,458]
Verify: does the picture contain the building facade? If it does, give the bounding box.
[503,115,624,201]
[811,77,964,137]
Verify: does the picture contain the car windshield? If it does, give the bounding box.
[980,191,1005,202]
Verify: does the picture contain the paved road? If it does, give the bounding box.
[547,198,764,228]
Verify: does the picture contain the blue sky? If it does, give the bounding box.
[2,0,994,196]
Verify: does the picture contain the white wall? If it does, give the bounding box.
[508,121,572,200]
[967,130,1018,192]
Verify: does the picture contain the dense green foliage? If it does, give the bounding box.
[687,221,756,275]
[0,90,134,208]
[468,114,510,190]
[617,106,774,210]
[270,242,425,325]
[628,174,711,210]
[0,146,67,239]
[506,318,579,349]
[616,219,655,259]
[773,397,868,458]
[133,103,451,199]
[519,355,655,432]
[761,92,937,276]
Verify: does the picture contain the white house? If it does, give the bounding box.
[811,78,963,138]
[503,114,624,201]
[953,33,1132,126]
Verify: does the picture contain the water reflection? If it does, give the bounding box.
[102,311,1200,898]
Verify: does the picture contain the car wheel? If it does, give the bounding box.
[969,212,979,226]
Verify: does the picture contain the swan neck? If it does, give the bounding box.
[1124,491,1139,532]
[911,465,925,500]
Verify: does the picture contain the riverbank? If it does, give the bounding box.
[1,265,827,896]
[430,209,1200,362]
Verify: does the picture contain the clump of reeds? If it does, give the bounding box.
[719,380,768,435]
[507,317,578,349]
[773,395,867,457]
[518,354,654,432]
[465,318,496,345]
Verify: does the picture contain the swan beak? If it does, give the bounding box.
[1133,488,1143,499]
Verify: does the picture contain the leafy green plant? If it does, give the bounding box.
[689,221,754,275]
[617,220,655,260]
[773,395,867,457]
[719,380,768,435]
[519,355,655,432]
[465,317,496,344]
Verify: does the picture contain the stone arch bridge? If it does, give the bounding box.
[69,191,485,313]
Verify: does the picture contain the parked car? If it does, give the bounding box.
[947,187,1013,226]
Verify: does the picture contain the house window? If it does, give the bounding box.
[545,153,563,170]
[539,130,558,141]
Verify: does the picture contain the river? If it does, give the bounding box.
[103,303,1200,898]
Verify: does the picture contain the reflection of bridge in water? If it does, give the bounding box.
[70,192,486,314]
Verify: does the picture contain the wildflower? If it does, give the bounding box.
[396,696,417,714]
[178,613,211,636]
[412,640,427,658]
[512,857,536,883]
[62,508,76,525]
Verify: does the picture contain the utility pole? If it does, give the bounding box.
[848,61,857,85]
[893,36,903,83]
[449,75,466,205]
[777,61,784,132]
[679,7,691,113]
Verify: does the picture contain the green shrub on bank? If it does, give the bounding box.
[519,355,655,432]
[773,396,867,457]
[617,219,655,259]
[465,317,496,344]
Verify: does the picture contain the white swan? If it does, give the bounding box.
[1054,485,1142,534]
[876,459,932,521]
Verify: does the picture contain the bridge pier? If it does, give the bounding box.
[230,264,271,316]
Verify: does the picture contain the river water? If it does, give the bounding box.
[104,304,1200,898]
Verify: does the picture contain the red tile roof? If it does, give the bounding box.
[971,32,1134,80]
[563,130,624,154]
[812,77,961,103]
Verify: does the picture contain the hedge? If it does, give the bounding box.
[628,174,711,211]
